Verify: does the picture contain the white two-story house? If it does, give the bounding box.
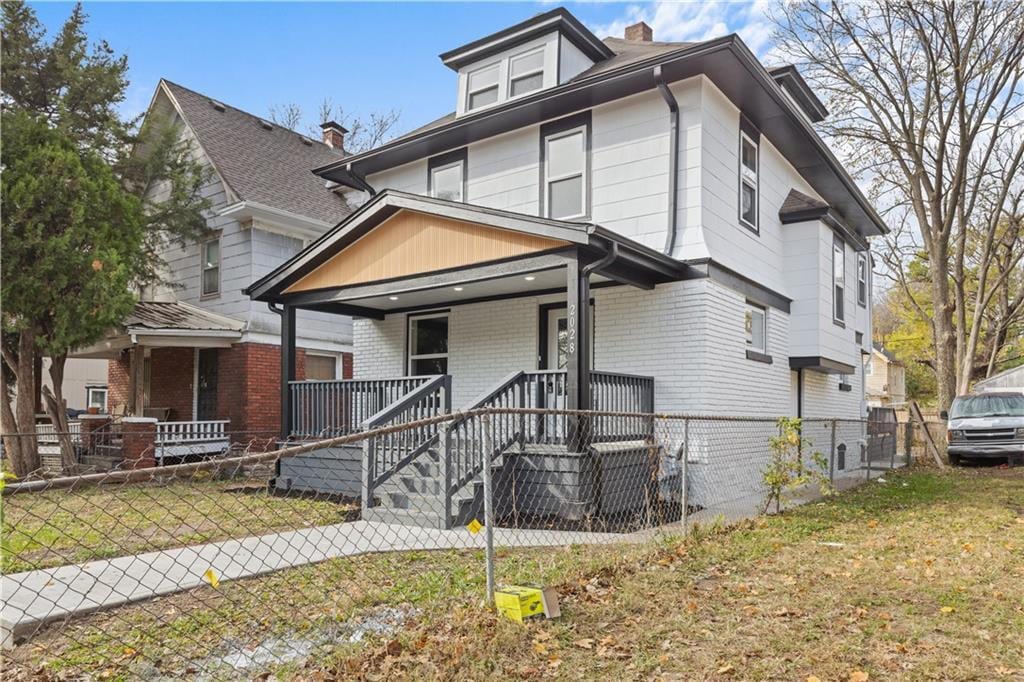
[74,80,355,434]
[245,7,885,526]
[250,7,882,424]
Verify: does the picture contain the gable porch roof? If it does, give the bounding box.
[245,190,687,312]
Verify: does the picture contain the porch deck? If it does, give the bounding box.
[279,371,656,529]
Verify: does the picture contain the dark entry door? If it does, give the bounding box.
[196,349,219,420]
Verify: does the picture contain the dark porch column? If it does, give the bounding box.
[280,304,296,440]
[565,254,592,451]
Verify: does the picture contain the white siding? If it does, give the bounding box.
[558,37,593,82]
[467,126,539,214]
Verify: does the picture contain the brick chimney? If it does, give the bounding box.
[624,21,653,42]
[320,121,348,150]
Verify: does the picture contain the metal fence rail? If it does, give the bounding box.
[0,410,918,679]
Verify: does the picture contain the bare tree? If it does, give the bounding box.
[269,98,401,154]
[773,1,1024,409]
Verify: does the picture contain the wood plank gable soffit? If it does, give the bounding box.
[284,209,570,294]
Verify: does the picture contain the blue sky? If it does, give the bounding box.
[29,2,774,138]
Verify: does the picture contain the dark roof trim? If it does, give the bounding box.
[768,65,829,123]
[317,36,886,239]
[246,190,686,302]
[685,258,791,313]
[789,356,856,375]
[439,7,613,70]
[779,189,869,251]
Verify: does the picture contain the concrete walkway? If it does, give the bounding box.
[1,520,629,648]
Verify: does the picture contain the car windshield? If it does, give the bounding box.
[949,394,1024,419]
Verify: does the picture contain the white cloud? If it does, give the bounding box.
[589,1,777,60]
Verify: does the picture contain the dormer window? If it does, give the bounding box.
[509,48,545,98]
[466,63,500,111]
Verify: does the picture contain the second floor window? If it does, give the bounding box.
[430,160,464,202]
[739,132,758,231]
[857,253,868,306]
[509,48,544,98]
[833,235,845,323]
[544,126,587,220]
[201,238,220,297]
[466,63,499,111]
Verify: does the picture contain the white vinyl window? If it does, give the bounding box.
[201,238,220,297]
[745,303,767,354]
[466,62,500,111]
[857,253,868,306]
[508,48,545,98]
[739,132,758,231]
[833,236,845,323]
[86,387,108,412]
[305,354,338,381]
[408,313,449,375]
[544,127,587,220]
[430,161,464,202]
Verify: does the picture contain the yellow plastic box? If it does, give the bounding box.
[494,586,546,623]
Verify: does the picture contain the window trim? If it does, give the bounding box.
[738,118,760,234]
[856,252,868,307]
[200,236,221,299]
[465,61,501,112]
[304,353,339,381]
[427,148,467,202]
[833,234,846,325]
[406,311,450,376]
[539,112,591,221]
[745,301,768,355]
[507,46,545,100]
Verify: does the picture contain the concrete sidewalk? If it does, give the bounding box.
[1,520,629,649]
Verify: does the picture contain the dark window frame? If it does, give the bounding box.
[539,111,592,221]
[427,148,468,202]
[738,115,761,234]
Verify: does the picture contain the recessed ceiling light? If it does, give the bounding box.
[453,286,464,292]
[524,275,536,281]
[388,296,399,301]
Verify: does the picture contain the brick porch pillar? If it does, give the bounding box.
[121,417,158,470]
[78,414,111,450]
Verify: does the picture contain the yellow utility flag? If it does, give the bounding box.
[466,519,483,535]
[203,568,220,588]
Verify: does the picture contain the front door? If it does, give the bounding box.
[544,307,569,370]
[196,349,219,420]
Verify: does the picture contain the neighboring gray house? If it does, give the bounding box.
[246,8,887,527]
[74,80,354,433]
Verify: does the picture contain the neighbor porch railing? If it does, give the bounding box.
[289,377,435,439]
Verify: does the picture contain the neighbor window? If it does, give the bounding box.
[745,303,767,354]
[857,253,868,306]
[408,313,449,375]
[544,127,587,219]
[201,238,220,297]
[466,62,499,111]
[430,161,464,202]
[833,236,845,323]
[739,132,758,231]
[508,48,544,98]
[305,354,338,381]
[86,386,108,412]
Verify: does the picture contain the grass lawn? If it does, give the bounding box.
[1,476,357,573]
[6,466,1024,680]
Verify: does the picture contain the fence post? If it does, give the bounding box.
[481,413,496,606]
[903,421,913,467]
[439,421,452,529]
[829,419,837,485]
[680,417,689,536]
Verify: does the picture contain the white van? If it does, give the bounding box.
[942,392,1024,466]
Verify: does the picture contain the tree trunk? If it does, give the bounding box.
[41,354,76,471]
[1,365,25,474]
[929,246,958,411]
[11,329,41,476]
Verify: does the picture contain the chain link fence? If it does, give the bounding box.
[1,409,912,679]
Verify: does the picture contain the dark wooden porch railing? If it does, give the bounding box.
[288,376,434,439]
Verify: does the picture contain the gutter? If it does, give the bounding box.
[653,65,679,257]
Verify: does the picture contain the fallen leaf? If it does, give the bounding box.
[940,606,955,614]
[717,663,734,674]
[807,677,822,682]
[574,639,595,650]
[849,672,869,682]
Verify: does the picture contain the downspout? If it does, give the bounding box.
[582,241,619,277]
[346,162,377,196]
[654,65,679,257]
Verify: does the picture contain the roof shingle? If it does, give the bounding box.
[162,80,350,225]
